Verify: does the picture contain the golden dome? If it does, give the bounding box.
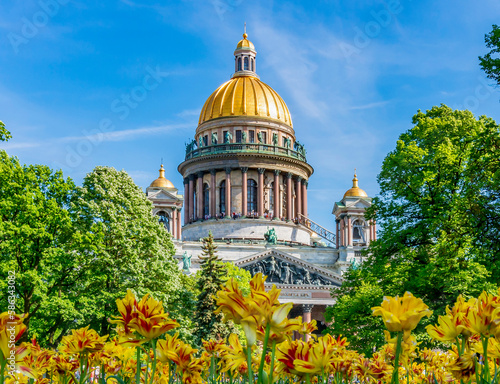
[236,33,255,50]
[198,75,293,127]
[150,165,175,188]
[343,171,368,198]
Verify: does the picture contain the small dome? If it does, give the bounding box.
[343,172,368,198]
[236,33,255,50]
[150,165,175,189]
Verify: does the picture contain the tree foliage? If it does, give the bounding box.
[192,232,235,347]
[0,160,184,345]
[0,151,79,345]
[0,121,11,142]
[327,105,500,353]
[72,166,181,335]
[479,24,500,86]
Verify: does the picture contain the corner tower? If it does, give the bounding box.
[332,172,376,271]
[178,32,313,243]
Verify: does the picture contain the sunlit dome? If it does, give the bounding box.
[150,164,175,189]
[343,172,368,198]
[198,32,293,129]
[198,76,293,128]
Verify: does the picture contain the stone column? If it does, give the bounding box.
[286,173,292,221]
[340,218,345,247]
[302,180,308,218]
[257,168,265,218]
[188,175,194,223]
[171,209,177,239]
[335,219,340,249]
[273,170,280,219]
[196,171,204,220]
[177,208,182,240]
[210,170,216,218]
[225,168,231,218]
[241,167,248,217]
[183,178,189,225]
[295,176,302,218]
[347,216,353,246]
[302,304,314,341]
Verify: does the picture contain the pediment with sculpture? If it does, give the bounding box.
[235,250,342,287]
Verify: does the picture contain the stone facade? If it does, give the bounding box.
[146,32,377,332]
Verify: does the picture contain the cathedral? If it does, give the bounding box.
[145,32,376,333]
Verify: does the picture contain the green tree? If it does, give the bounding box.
[0,151,80,345]
[192,232,235,346]
[327,105,500,353]
[479,25,500,86]
[72,166,182,335]
[325,276,384,355]
[0,121,11,142]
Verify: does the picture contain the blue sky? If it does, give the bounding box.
[1,0,499,230]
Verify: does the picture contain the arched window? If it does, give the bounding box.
[251,58,255,71]
[237,57,242,71]
[247,179,257,213]
[244,57,249,70]
[203,183,210,217]
[353,220,366,242]
[157,211,170,231]
[219,180,226,215]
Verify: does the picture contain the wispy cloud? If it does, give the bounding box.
[350,100,391,110]
[2,123,194,150]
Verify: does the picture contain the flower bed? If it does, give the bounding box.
[1,273,500,384]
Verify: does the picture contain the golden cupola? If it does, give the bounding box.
[198,32,293,129]
[343,171,368,198]
[150,164,175,189]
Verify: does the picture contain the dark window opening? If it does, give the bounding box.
[203,183,210,216]
[219,180,226,215]
[247,179,257,213]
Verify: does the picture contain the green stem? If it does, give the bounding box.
[269,340,277,384]
[212,354,217,384]
[149,339,157,384]
[391,332,403,384]
[169,361,174,384]
[482,334,490,382]
[258,323,272,383]
[305,373,311,384]
[247,343,253,384]
[135,346,141,384]
[0,357,7,384]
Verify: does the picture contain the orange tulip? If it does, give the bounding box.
[109,289,138,334]
[59,326,108,354]
[276,339,319,376]
[129,293,179,340]
[0,312,27,361]
[372,292,433,332]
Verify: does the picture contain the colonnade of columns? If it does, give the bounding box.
[170,208,182,240]
[183,167,309,223]
[335,217,376,248]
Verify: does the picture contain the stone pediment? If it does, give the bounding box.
[234,249,342,287]
[345,198,371,209]
[148,189,179,201]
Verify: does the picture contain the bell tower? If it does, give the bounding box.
[332,171,376,273]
